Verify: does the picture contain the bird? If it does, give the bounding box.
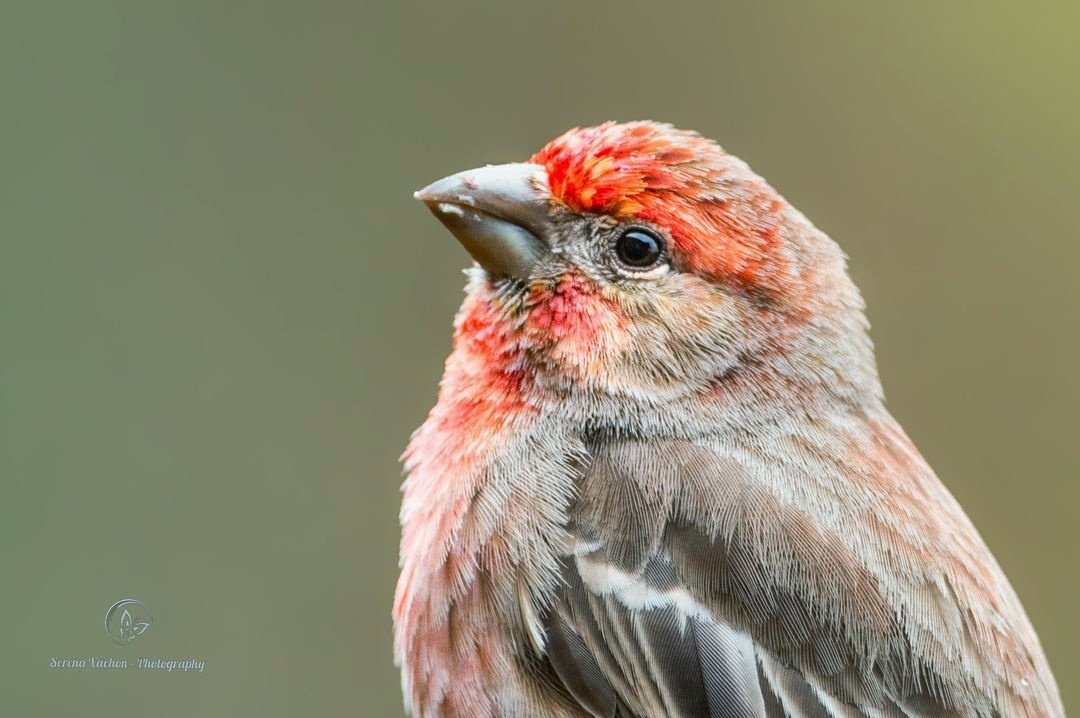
[394,121,1063,718]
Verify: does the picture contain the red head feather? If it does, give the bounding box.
[531,121,796,297]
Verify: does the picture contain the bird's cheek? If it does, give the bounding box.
[524,277,629,379]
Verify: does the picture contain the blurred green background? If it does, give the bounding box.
[2,1,1076,715]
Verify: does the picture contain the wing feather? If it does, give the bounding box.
[540,436,1020,717]
[552,550,838,718]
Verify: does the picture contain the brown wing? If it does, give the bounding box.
[541,435,1059,717]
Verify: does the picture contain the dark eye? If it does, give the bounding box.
[614,228,664,269]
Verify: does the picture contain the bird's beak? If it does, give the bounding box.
[414,162,552,280]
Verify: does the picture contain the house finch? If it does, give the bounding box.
[395,121,1063,718]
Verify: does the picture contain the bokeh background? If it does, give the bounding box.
[2,1,1076,715]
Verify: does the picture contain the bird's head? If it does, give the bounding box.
[417,121,879,408]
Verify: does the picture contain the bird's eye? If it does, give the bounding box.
[613,228,664,270]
